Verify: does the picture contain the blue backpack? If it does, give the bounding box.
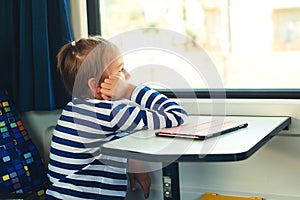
[0,91,49,199]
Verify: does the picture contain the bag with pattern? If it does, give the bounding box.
[0,90,49,199]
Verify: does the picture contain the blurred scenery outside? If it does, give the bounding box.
[100,0,300,89]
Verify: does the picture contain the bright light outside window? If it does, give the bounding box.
[100,0,300,89]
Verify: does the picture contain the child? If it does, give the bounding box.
[46,36,188,199]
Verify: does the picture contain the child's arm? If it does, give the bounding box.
[101,75,188,131]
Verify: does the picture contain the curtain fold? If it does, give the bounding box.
[0,0,73,111]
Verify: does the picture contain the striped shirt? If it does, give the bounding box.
[46,85,188,199]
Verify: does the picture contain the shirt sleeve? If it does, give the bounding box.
[109,85,188,131]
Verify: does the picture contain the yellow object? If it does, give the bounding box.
[200,192,263,200]
[37,189,45,196]
[2,174,10,181]
[2,101,9,107]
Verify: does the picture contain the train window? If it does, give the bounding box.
[90,0,300,97]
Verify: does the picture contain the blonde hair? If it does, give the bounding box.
[57,36,119,98]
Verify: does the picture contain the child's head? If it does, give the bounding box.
[57,36,122,99]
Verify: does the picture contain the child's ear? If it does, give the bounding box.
[87,77,101,94]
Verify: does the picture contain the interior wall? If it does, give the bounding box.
[179,135,300,200]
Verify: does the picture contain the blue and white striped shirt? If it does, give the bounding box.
[46,85,188,199]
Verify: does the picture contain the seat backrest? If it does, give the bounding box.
[43,126,55,168]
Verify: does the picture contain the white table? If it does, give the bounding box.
[102,115,291,199]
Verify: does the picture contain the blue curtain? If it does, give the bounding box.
[0,0,73,111]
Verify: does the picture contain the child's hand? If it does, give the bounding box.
[128,172,151,199]
[127,159,151,198]
[100,74,135,100]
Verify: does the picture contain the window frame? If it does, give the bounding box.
[158,89,300,99]
[86,0,101,35]
[87,1,300,99]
